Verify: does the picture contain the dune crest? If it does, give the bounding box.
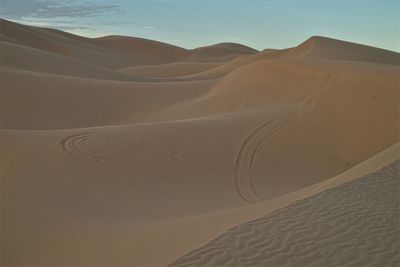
[287,36,400,65]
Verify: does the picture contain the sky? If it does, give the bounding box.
[1,0,399,51]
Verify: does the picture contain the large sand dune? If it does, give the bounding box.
[169,160,400,267]
[1,19,399,267]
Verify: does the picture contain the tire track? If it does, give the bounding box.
[234,117,289,202]
[235,118,280,167]
[61,133,97,160]
[298,73,341,116]
[249,119,289,168]
[61,133,147,173]
[61,133,231,177]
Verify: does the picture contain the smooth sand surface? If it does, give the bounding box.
[119,62,221,79]
[1,19,399,267]
[169,160,400,266]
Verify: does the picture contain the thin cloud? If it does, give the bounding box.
[0,0,119,20]
[1,0,122,36]
[163,39,184,44]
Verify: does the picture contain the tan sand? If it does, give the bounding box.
[0,69,215,129]
[1,19,399,267]
[119,62,221,79]
[168,160,400,266]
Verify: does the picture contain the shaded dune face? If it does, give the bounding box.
[169,161,400,267]
[1,19,399,267]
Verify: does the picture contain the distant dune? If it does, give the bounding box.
[1,19,399,267]
[289,36,400,65]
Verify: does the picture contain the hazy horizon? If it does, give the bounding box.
[1,0,399,52]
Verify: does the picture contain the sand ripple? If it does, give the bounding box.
[169,161,400,267]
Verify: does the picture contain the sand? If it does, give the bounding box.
[169,160,400,267]
[1,19,399,267]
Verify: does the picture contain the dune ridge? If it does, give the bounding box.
[119,62,221,78]
[288,36,400,65]
[1,19,399,267]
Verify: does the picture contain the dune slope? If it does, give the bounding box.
[169,160,400,267]
[119,62,221,78]
[0,69,214,129]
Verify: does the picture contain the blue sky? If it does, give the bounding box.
[1,0,399,51]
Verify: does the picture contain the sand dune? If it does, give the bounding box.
[151,59,400,118]
[169,160,400,267]
[0,69,214,129]
[1,19,399,267]
[0,19,253,70]
[0,19,139,69]
[288,36,400,65]
[185,43,258,62]
[95,35,189,65]
[2,128,398,266]
[0,41,137,80]
[173,36,400,82]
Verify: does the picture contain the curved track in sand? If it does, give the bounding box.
[298,73,341,115]
[169,161,400,267]
[61,133,232,177]
[234,117,289,202]
[60,133,153,174]
[61,122,292,203]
